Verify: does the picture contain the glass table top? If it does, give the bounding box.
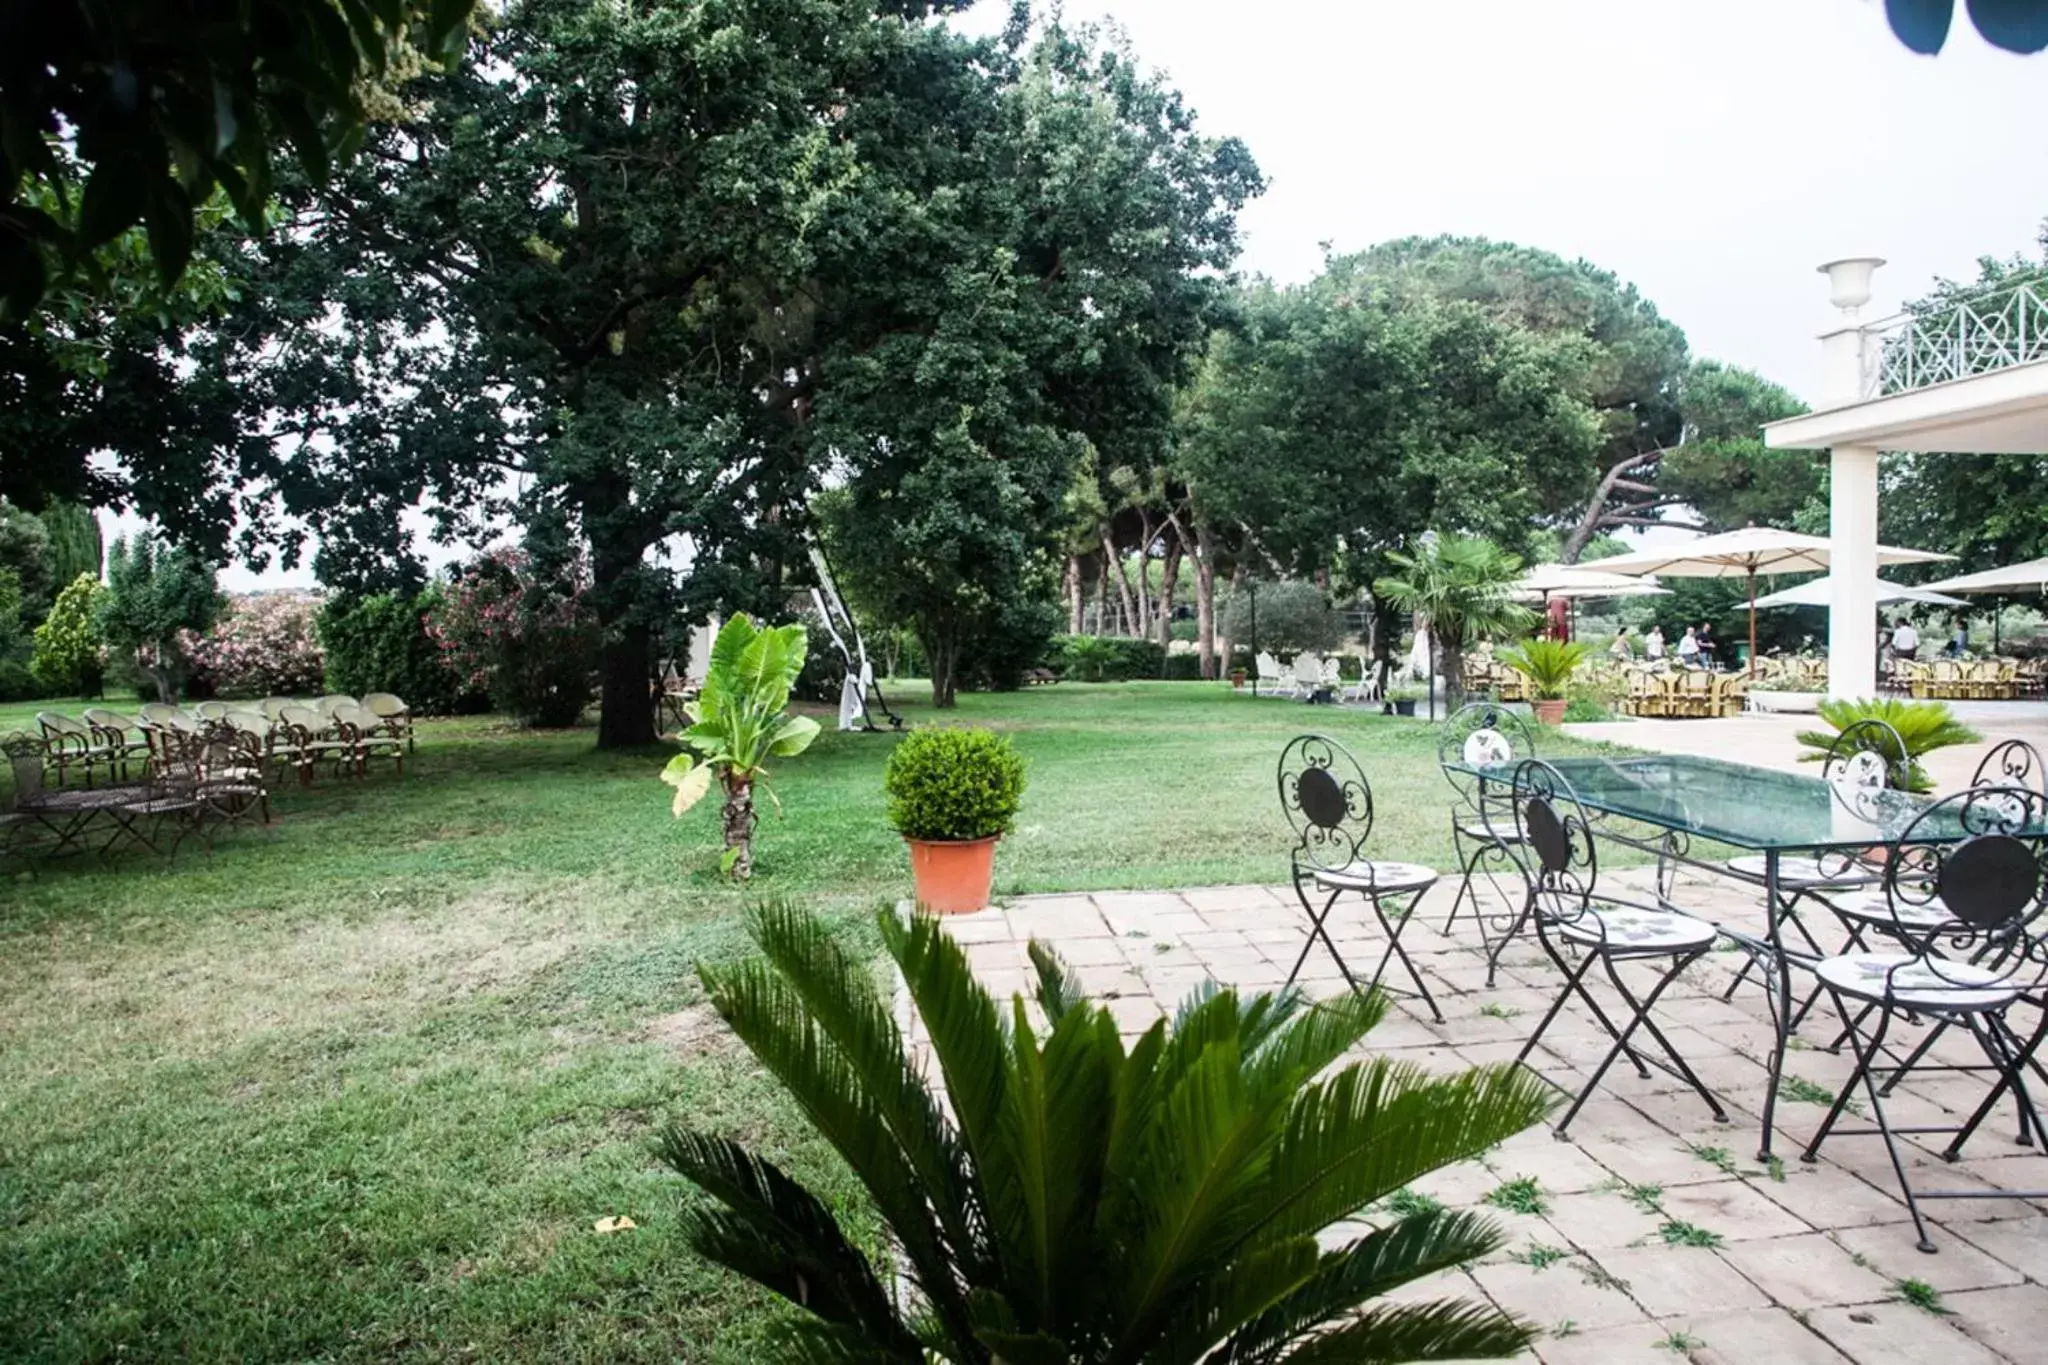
[1443,753,2041,852]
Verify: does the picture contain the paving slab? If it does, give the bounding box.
[927,880,2048,1364]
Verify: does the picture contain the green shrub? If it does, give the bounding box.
[0,659,43,702]
[1052,634,1166,681]
[1220,579,1345,654]
[318,588,487,715]
[29,572,103,697]
[883,726,1028,842]
[790,616,840,704]
[956,596,1062,692]
[1500,638,1591,700]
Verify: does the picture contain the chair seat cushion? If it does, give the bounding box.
[1814,953,2016,1010]
[1830,894,1951,931]
[1313,860,1439,894]
[1559,906,1716,952]
[1725,854,1878,888]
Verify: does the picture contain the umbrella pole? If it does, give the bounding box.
[1748,568,1758,678]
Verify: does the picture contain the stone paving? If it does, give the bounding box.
[919,867,2048,1363]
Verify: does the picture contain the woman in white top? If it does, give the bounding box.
[1677,626,1700,663]
[1645,626,1666,661]
[1608,629,1633,663]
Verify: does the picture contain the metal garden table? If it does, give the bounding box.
[1444,752,2047,1158]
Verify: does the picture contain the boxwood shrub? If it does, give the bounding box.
[883,726,1027,842]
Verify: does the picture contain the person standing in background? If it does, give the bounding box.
[1645,625,1666,662]
[1890,618,1918,661]
[1677,626,1700,665]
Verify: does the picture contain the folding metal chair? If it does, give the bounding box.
[1276,733,1443,1020]
[1436,702,1538,983]
[1492,759,1727,1136]
[1799,784,2048,1252]
[1719,718,1907,1013]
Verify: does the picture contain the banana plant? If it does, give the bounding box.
[660,614,821,878]
[663,901,1555,1362]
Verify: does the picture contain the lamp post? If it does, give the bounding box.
[1420,530,1439,724]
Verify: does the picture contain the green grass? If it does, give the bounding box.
[1484,1176,1549,1216]
[1511,1243,1571,1271]
[1783,1074,1865,1116]
[1895,1277,1954,1315]
[0,683,1618,1361]
[1658,1220,1725,1249]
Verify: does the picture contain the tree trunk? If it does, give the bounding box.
[1191,521,1217,679]
[1104,530,1138,637]
[1157,535,1182,649]
[1217,560,1244,671]
[1438,629,1468,712]
[146,641,173,703]
[721,771,757,879]
[597,618,657,748]
[924,624,960,708]
[1133,511,1154,639]
[1065,555,1084,634]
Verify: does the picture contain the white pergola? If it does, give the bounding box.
[1763,262,2048,699]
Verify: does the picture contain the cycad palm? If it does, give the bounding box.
[1795,698,1983,793]
[663,902,1552,1362]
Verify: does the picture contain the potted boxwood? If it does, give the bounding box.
[884,725,1028,914]
[1502,637,1590,726]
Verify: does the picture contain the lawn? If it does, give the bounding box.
[0,683,1608,1362]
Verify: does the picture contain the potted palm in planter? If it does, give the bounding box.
[663,902,1554,1363]
[884,725,1027,914]
[1795,698,1981,792]
[1502,638,1590,726]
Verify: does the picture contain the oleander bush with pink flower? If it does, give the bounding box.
[183,592,327,698]
[426,550,600,727]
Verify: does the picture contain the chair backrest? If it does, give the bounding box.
[37,712,88,739]
[1319,657,1341,686]
[1487,759,1606,933]
[81,708,133,732]
[2,733,47,807]
[1277,734,1374,875]
[1437,702,1536,814]
[278,704,323,732]
[313,695,357,717]
[363,692,408,718]
[223,709,270,738]
[1877,785,2048,986]
[259,697,294,721]
[138,702,184,724]
[1971,739,2047,796]
[1257,652,1282,680]
[1821,717,1910,797]
[1292,654,1321,684]
[193,701,230,720]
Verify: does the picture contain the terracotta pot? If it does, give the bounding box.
[906,835,1000,915]
[1532,698,1568,726]
[1229,669,1247,688]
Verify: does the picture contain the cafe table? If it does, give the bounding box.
[1441,752,2040,1158]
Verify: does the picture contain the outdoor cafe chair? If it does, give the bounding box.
[336,702,405,778]
[1277,733,1443,1021]
[1489,758,1727,1136]
[194,701,231,721]
[138,701,186,725]
[81,708,150,781]
[362,692,415,751]
[1436,701,1538,981]
[259,697,294,722]
[35,711,107,786]
[1798,784,2048,1252]
[274,704,357,784]
[1256,652,1286,692]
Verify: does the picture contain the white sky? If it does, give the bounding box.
[149,0,2048,589]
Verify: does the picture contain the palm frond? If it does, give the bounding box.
[1145,1235,1323,1365]
[659,1130,917,1352]
[1268,1299,1536,1364]
[1216,1211,1509,1365]
[1242,990,1385,1101]
[762,1319,930,1365]
[1028,938,1089,1020]
[695,955,976,1343]
[1245,1060,1553,1246]
[745,902,982,1262]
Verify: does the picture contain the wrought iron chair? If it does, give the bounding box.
[1436,702,1538,982]
[1490,759,1726,1135]
[1277,734,1443,1020]
[81,708,150,782]
[1718,718,1908,1009]
[1968,738,2047,796]
[1798,784,2048,1252]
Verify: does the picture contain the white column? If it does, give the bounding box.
[1829,444,1879,699]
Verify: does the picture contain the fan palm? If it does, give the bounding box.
[1376,536,1535,711]
[1794,698,1983,793]
[663,902,1553,1362]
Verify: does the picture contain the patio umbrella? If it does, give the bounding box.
[1918,556,2048,596]
[1511,563,1671,602]
[1751,574,1967,610]
[1588,527,1952,676]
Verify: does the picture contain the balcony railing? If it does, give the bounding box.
[1862,275,2048,398]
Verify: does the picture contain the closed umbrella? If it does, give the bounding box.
[1590,527,1952,676]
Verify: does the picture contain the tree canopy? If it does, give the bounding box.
[1,1,477,315]
[1658,359,1816,533]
